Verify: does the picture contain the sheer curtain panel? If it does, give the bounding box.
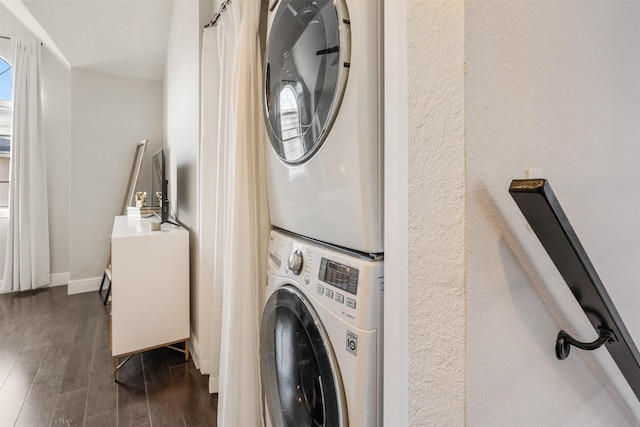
[1,37,50,292]
[200,0,269,426]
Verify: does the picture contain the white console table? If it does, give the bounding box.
[110,215,190,379]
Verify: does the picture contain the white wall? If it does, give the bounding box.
[406,0,466,424]
[164,0,200,231]
[42,41,70,280]
[391,0,640,425]
[164,0,212,369]
[383,0,408,424]
[0,4,70,282]
[69,69,162,292]
[2,5,164,292]
[466,1,640,425]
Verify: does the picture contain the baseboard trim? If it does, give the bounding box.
[0,272,69,293]
[50,272,70,287]
[68,276,103,295]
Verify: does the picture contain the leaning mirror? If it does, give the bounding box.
[121,139,148,215]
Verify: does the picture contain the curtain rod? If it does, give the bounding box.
[0,35,43,46]
[204,0,231,28]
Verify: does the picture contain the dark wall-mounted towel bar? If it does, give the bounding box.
[509,179,640,401]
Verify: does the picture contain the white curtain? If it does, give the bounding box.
[1,37,50,292]
[200,1,269,426]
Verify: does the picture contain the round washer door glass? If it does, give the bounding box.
[261,285,347,427]
[264,0,350,164]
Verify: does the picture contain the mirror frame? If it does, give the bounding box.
[121,139,148,215]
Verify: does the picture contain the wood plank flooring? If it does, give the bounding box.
[0,286,218,426]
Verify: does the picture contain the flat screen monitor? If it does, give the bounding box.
[151,148,169,223]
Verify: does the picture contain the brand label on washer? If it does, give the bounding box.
[346,331,358,356]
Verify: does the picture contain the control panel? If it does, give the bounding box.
[267,229,383,330]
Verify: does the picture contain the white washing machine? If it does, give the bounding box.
[260,229,383,426]
[263,0,383,254]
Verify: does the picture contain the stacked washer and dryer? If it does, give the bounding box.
[260,0,383,426]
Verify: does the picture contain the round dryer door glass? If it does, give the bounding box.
[264,0,350,164]
[260,286,347,427]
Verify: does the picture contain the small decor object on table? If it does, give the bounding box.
[134,191,147,208]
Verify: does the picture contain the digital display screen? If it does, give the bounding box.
[319,258,358,295]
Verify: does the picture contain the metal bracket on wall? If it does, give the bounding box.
[555,327,617,360]
[509,179,640,402]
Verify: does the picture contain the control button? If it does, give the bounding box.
[335,293,344,304]
[317,284,325,295]
[287,250,303,276]
[304,275,310,285]
[346,331,357,356]
[326,289,334,299]
[346,297,356,309]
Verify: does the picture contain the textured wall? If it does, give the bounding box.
[466,1,640,424]
[407,0,466,424]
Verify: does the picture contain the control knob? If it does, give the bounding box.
[288,250,303,275]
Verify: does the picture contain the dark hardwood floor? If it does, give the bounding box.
[0,285,217,426]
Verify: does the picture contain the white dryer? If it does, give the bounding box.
[260,229,383,427]
[263,0,383,254]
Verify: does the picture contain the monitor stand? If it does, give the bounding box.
[153,211,180,227]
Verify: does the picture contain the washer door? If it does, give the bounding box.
[261,285,348,427]
[263,0,350,165]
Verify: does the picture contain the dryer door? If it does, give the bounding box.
[264,0,350,165]
[261,285,348,427]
